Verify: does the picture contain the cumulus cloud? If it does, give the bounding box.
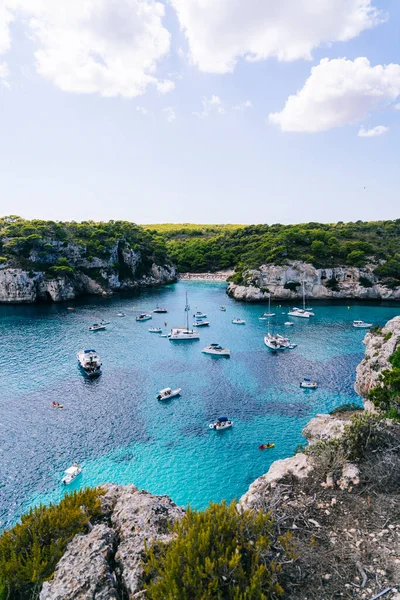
[0,61,8,78]
[156,79,175,94]
[1,0,171,98]
[194,95,225,118]
[232,100,252,111]
[358,125,389,137]
[269,57,400,133]
[170,0,383,73]
[0,4,13,55]
[163,106,176,123]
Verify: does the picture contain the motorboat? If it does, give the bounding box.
[160,334,168,338]
[193,312,207,319]
[77,349,102,376]
[100,319,110,325]
[149,327,162,333]
[51,401,64,409]
[232,318,245,325]
[117,312,126,317]
[264,333,290,352]
[67,307,75,311]
[202,343,230,357]
[136,314,152,322]
[288,281,314,318]
[88,323,106,331]
[193,320,210,327]
[300,378,318,389]
[220,306,227,311]
[353,320,373,328]
[258,443,275,450]
[62,463,82,485]
[209,417,233,431]
[284,321,294,326]
[153,306,168,313]
[169,293,200,341]
[157,387,182,401]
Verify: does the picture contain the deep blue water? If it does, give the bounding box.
[0,281,399,530]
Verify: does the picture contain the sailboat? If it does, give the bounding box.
[263,314,291,352]
[260,295,275,319]
[288,280,314,318]
[169,293,200,341]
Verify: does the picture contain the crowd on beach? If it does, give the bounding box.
[179,271,232,282]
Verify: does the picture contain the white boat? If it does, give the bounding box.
[284,321,294,326]
[209,417,233,431]
[62,463,82,485]
[160,334,168,338]
[220,306,226,311]
[77,349,102,376]
[169,293,200,341]
[136,314,152,322]
[300,378,318,389]
[202,343,230,357]
[193,312,207,319]
[353,320,373,328]
[261,295,275,318]
[157,387,182,400]
[193,320,210,327]
[88,323,106,331]
[232,318,245,325]
[288,281,314,318]
[264,333,290,352]
[117,312,125,317]
[153,306,168,314]
[100,319,110,325]
[149,327,162,333]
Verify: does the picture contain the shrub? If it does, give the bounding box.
[0,487,104,600]
[330,403,363,415]
[384,331,393,342]
[389,347,400,369]
[227,271,244,285]
[359,276,373,288]
[370,325,382,335]
[144,501,292,600]
[284,281,300,292]
[325,276,340,291]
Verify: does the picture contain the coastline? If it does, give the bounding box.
[178,270,233,282]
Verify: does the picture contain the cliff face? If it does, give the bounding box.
[227,261,400,301]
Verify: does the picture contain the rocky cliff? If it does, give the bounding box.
[227,261,400,301]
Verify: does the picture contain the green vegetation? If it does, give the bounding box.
[369,346,400,419]
[0,488,104,600]
[330,402,363,415]
[144,501,295,599]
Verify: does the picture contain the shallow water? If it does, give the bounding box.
[0,282,398,529]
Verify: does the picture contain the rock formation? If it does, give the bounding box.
[227,261,400,301]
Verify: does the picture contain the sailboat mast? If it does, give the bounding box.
[303,280,305,310]
[185,292,189,330]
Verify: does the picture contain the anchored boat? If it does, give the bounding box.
[353,320,373,328]
[202,343,230,357]
[157,387,182,401]
[136,314,152,322]
[77,349,102,376]
[209,417,233,431]
[62,463,82,485]
[169,293,200,341]
[300,378,318,389]
[88,323,106,331]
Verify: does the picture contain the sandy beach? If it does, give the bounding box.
[178,270,234,282]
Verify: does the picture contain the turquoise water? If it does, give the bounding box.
[0,281,399,529]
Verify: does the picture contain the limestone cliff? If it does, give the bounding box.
[227,261,400,301]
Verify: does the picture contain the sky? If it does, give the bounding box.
[0,0,399,225]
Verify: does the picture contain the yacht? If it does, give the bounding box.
[232,318,246,325]
[136,314,152,322]
[260,295,275,318]
[117,312,125,317]
[264,333,290,352]
[193,311,207,319]
[300,378,318,389]
[193,320,210,327]
[149,327,162,333]
[353,320,373,328]
[157,387,182,401]
[77,349,102,376]
[88,323,106,331]
[62,463,82,485]
[169,293,200,341]
[202,343,230,357]
[100,319,110,325]
[284,321,294,326]
[209,417,233,431]
[288,281,314,318]
[153,305,168,314]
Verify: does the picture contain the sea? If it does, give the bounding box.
[0,281,398,530]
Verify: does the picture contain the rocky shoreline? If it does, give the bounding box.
[227,261,400,302]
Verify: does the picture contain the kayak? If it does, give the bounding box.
[258,443,275,450]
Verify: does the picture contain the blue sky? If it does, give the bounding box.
[0,0,399,224]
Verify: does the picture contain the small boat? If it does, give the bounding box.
[117,312,125,317]
[88,323,106,331]
[220,306,227,311]
[153,306,168,314]
[160,334,168,338]
[264,333,290,352]
[67,307,75,311]
[193,320,210,327]
[288,343,297,349]
[261,295,275,318]
[258,443,275,450]
[209,417,233,430]
[100,319,110,325]
[284,321,294,326]
[149,327,162,333]
[169,293,200,340]
[288,307,313,319]
[136,314,152,322]
[77,349,102,376]
[193,312,207,319]
[232,318,245,325]
[157,387,182,401]
[353,320,373,328]
[62,463,82,485]
[51,401,64,409]
[300,378,318,389]
[202,343,230,357]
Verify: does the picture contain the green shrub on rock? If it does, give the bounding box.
[144,501,292,599]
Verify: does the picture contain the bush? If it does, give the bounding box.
[359,276,373,288]
[330,403,363,415]
[284,281,300,292]
[144,501,293,599]
[0,487,104,600]
[384,331,393,342]
[325,276,340,291]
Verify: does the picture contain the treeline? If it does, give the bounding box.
[147,220,400,281]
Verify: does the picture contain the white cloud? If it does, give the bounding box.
[2,0,171,98]
[136,106,148,116]
[0,61,9,78]
[394,103,400,110]
[156,79,175,94]
[0,4,13,55]
[163,106,176,123]
[269,57,400,133]
[233,100,252,111]
[358,125,389,137]
[194,95,225,118]
[170,0,383,73]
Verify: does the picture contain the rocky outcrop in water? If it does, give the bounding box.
[227,261,400,301]
[40,484,185,600]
